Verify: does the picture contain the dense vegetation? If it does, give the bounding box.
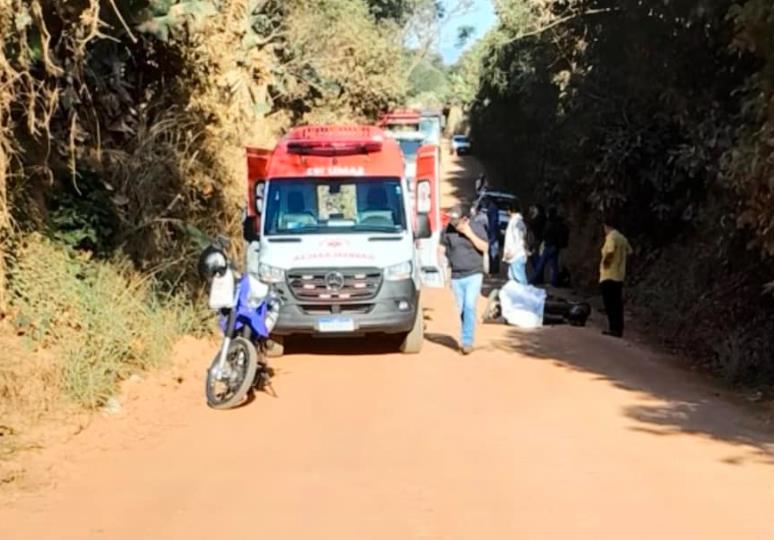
[460,0,774,384]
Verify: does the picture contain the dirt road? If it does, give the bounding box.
[2,152,773,539]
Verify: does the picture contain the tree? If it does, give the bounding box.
[281,0,407,121]
[366,0,424,23]
[0,0,423,286]
[403,0,473,74]
[407,53,450,103]
[724,0,774,258]
[463,0,774,382]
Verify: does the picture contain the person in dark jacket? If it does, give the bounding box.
[526,204,546,282]
[440,205,489,355]
[530,206,564,287]
[485,199,500,276]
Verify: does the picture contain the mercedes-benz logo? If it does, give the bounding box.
[325,271,345,291]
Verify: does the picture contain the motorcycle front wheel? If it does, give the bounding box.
[206,336,258,410]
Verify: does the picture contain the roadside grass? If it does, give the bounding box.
[3,233,207,410]
[0,333,61,470]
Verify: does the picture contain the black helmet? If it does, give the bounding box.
[566,303,591,327]
[198,245,229,279]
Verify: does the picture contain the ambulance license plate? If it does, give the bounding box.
[317,316,355,333]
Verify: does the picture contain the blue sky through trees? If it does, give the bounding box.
[439,0,496,64]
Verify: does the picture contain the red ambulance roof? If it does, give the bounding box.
[265,125,404,179]
[377,108,421,127]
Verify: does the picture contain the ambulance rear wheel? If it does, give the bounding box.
[400,302,424,354]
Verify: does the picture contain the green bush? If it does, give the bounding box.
[6,234,204,408]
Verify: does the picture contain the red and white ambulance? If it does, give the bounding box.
[243,125,432,355]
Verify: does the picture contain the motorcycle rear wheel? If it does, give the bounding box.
[206,337,258,410]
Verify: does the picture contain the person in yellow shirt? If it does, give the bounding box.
[599,217,632,337]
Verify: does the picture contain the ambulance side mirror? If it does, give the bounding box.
[243,180,265,243]
[416,179,431,214]
[414,178,432,240]
[415,213,432,240]
[254,181,265,214]
[243,215,260,242]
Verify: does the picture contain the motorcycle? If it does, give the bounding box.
[198,236,280,409]
[483,286,591,327]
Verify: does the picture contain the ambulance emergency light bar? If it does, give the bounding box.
[286,138,384,156]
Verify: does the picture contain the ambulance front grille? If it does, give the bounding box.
[286,268,383,302]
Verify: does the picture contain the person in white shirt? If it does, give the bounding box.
[502,202,528,284]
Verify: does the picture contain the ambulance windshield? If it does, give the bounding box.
[264,178,407,235]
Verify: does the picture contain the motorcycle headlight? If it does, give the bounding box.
[198,246,228,279]
[258,263,285,284]
[385,261,412,281]
[246,275,269,308]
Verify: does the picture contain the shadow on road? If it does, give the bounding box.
[445,148,774,464]
[425,333,459,352]
[489,326,774,465]
[284,336,401,356]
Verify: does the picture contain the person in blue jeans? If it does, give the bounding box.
[485,199,500,276]
[502,202,528,284]
[440,205,489,355]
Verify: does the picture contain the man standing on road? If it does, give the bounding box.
[503,202,528,284]
[530,206,563,287]
[486,199,500,276]
[599,215,633,338]
[526,204,546,282]
[440,205,489,355]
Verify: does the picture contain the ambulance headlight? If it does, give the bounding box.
[258,263,285,284]
[385,261,412,281]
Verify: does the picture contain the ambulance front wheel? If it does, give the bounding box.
[399,302,424,354]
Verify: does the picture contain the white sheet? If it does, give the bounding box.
[498,281,546,328]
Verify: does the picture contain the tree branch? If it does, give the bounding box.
[406,0,473,75]
[108,0,138,43]
[255,29,286,49]
[504,8,620,44]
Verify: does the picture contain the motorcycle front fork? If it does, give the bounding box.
[214,305,238,376]
[214,308,259,378]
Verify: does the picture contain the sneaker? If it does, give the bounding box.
[461,345,473,355]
